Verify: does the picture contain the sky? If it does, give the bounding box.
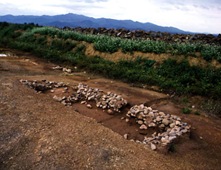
[0,0,221,34]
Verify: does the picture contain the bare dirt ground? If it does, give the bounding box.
[0,49,221,170]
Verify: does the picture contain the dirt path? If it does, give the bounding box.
[0,49,221,169]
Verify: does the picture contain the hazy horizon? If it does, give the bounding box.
[0,0,221,34]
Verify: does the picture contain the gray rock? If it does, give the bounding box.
[161,137,170,144]
[107,109,113,114]
[156,116,162,122]
[86,104,92,109]
[175,120,181,126]
[148,123,156,127]
[81,101,87,104]
[162,119,170,126]
[170,123,176,128]
[53,95,63,102]
[159,124,165,129]
[123,134,128,139]
[125,118,130,123]
[150,143,157,150]
[137,120,143,125]
[140,124,148,130]
[148,112,155,117]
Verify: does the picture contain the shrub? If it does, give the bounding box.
[182,108,192,114]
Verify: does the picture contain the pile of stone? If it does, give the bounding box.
[20,79,67,92]
[64,27,221,45]
[52,66,72,73]
[20,80,191,151]
[126,104,191,150]
[77,83,127,112]
[53,94,79,106]
[96,92,128,112]
[20,80,128,112]
[77,83,103,102]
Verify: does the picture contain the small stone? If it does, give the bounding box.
[156,116,162,122]
[137,120,143,125]
[148,123,156,127]
[53,95,62,102]
[159,112,165,116]
[161,137,170,144]
[66,69,72,73]
[137,113,145,119]
[181,129,188,133]
[169,136,176,141]
[86,104,92,109]
[107,109,113,114]
[125,118,130,123]
[81,101,87,104]
[175,121,181,126]
[96,102,101,107]
[162,119,170,126]
[170,123,176,128]
[61,100,67,106]
[148,112,155,117]
[140,124,148,130]
[123,134,128,139]
[50,90,54,93]
[150,143,157,150]
[159,124,165,129]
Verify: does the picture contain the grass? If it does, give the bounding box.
[17,26,221,62]
[182,108,192,114]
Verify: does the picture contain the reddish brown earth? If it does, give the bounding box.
[0,49,221,170]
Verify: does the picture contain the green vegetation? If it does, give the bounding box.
[0,23,221,103]
[182,108,192,114]
[12,26,221,61]
[194,111,201,116]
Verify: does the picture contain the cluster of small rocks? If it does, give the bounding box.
[77,83,103,102]
[20,79,67,92]
[126,104,191,150]
[97,92,128,112]
[77,83,127,112]
[64,27,221,45]
[52,65,72,73]
[20,80,128,112]
[20,80,191,151]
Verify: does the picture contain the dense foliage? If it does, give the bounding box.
[0,22,221,99]
[16,26,221,62]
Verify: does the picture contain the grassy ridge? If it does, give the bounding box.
[19,26,221,62]
[0,22,221,99]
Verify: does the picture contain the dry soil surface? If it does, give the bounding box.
[0,49,221,170]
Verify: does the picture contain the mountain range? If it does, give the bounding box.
[0,13,189,34]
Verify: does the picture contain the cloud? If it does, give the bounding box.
[81,0,108,2]
[0,0,220,33]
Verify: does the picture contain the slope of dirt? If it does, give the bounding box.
[83,42,221,68]
[0,49,221,170]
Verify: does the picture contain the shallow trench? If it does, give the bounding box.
[20,79,191,153]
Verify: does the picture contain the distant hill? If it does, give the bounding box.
[0,13,189,34]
